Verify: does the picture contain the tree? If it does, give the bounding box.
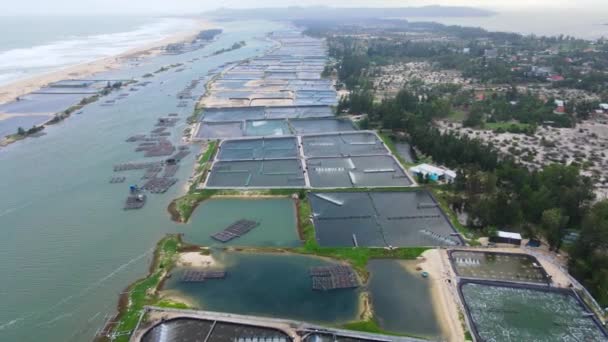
[569,201,608,306]
[17,127,26,136]
[540,208,569,251]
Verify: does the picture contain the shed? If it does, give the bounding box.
[491,231,522,246]
[409,163,457,183]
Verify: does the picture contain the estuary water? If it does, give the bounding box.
[0,20,284,342]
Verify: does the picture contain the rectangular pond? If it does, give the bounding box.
[306,156,411,188]
[449,251,550,284]
[185,198,300,247]
[142,318,290,342]
[206,159,305,188]
[217,137,299,161]
[161,252,361,324]
[459,280,608,342]
[309,191,461,247]
[367,259,442,339]
[301,132,388,158]
[290,118,355,135]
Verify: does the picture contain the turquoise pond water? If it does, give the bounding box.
[184,198,300,247]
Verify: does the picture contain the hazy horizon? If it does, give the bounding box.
[3,1,608,15]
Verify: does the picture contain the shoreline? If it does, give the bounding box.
[0,18,217,105]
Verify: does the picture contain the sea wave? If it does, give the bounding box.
[0,17,198,86]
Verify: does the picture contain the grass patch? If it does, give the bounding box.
[430,187,480,245]
[169,190,218,223]
[155,300,191,310]
[169,188,301,223]
[343,319,384,334]
[447,109,468,122]
[342,318,428,339]
[197,141,218,168]
[109,235,182,342]
[378,132,416,168]
[484,121,534,133]
[295,192,427,279]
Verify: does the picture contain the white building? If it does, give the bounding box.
[409,163,457,183]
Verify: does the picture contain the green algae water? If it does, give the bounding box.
[367,259,442,339]
[185,198,300,247]
[162,251,360,324]
[0,20,285,341]
[460,282,608,341]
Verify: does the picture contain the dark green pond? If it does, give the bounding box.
[367,259,442,339]
[162,251,361,324]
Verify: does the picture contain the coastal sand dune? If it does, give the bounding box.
[0,19,216,105]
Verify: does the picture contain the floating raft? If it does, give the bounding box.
[211,219,260,243]
[124,194,146,210]
[181,270,226,282]
[109,176,126,184]
[142,177,178,193]
[309,265,359,291]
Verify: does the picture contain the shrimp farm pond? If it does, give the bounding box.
[459,280,608,342]
[185,198,300,247]
[449,250,550,284]
[161,251,362,324]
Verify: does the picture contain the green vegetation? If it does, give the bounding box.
[342,317,428,339]
[109,235,183,342]
[484,121,533,133]
[377,132,415,167]
[154,63,183,74]
[447,109,467,122]
[188,107,204,124]
[196,140,218,171]
[155,300,191,310]
[169,189,218,223]
[212,41,246,56]
[295,192,427,279]
[315,22,608,308]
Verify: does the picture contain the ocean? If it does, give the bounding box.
[0,16,199,86]
[406,9,608,40]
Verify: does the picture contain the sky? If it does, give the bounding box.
[1,0,606,15]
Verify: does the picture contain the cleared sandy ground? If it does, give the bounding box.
[176,251,217,268]
[416,249,465,342]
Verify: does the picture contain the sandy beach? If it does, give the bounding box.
[0,19,217,105]
[416,249,466,342]
[176,251,217,268]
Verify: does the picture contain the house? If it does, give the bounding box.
[548,75,565,82]
[484,49,498,58]
[554,100,566,114]
[490,231,522,246]
[409,164,457,183]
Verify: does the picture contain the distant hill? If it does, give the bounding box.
[206,5,495,20]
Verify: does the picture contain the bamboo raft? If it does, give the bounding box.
[211,219,260,242]
[124,194,146,210]
[181,270,226,282]
[309,265,359,291]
